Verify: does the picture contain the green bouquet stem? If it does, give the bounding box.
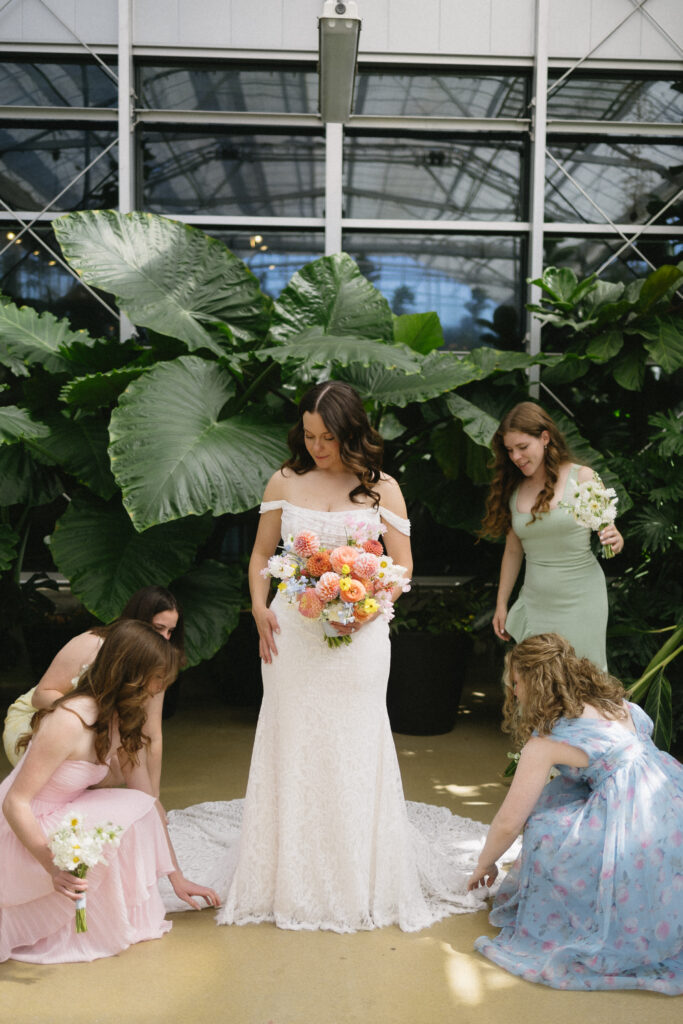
[71,863,89,933]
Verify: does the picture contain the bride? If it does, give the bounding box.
[164,380,491,931]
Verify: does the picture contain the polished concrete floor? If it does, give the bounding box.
[1,660,678,1023]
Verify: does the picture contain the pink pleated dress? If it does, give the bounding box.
[0,756,174,963]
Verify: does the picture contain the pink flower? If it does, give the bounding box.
[623,918,639,934]
[340,578,366,603]
[315,572,341,602]
[655,921,670,941]
[672,830,683,847]
[329,545,358,573]
[351,552,380,579]
[298,589,323,619]
[542,941,556,952]
[293,530,320,558]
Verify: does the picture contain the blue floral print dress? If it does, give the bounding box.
[475,702,683,994]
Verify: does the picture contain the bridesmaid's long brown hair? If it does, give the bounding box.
[480,402,574,538]
[19,620,179,764]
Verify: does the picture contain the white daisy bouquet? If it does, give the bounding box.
[561,475,618,558]
[48,813,123,932]
[262,519,410,648]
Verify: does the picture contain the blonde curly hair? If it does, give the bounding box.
[502,633,628,747]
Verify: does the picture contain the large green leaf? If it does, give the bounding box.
[612,348,646,391]
[393,312,444,354]
[338,352,487,406]
[60,367,148,410]
[0,522,19,571]
[50,494,213,622]
[0,300,95,374]
[444,393,500,449]
[0,406,50,444]
[637,264,683,314]
[170,559,242,667]
[585,329,623,363]
[109,356,290,530]
[53,211,271,353]
[269,253,394,343]
[643,669,672,751]
[0,445,62,507]
[26,415,117,500]
[256,330,419,374]
[467,347,563,374]
[640,315,683,374]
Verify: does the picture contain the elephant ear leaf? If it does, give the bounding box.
[0,300,96,374]
[109,355,290,531]
[50,494,213,623]
[170,559,243,667]
[269,253,394,344]
[53,211,271,354]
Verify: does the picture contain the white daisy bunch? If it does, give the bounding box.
[561,476,618,558]
[48,813,123,932]
[260,552,299,581]
[375,553,412,592]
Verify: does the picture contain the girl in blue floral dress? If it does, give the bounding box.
[468,633,683,994]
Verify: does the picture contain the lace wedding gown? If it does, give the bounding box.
[162,501,492,932]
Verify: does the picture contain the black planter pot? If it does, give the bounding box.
[387,631,472,735]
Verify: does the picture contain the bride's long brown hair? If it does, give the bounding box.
[18,620,179,764]
[479,402,574,538]
[284,381,384,506]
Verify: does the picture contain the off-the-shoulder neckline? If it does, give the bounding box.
[264,499,381,515]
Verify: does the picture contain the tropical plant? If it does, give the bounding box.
[527,264,683,749]
[0,211,561,667]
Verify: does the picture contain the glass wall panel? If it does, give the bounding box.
[354,70,528,118]
[0,224,118,338]
[342,232,524,350]
[545,140,683,224]
[141,129,325,216]
[138,62,317,113]
[547,74,683,123]
[0,59,117,108]
[205,229,324,297]
[0,127,118,210]
[544,235,683,287]
[343,134,525,220]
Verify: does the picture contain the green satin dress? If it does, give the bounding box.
[505,464,608,670]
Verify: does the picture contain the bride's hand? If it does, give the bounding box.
[253,606,280,663]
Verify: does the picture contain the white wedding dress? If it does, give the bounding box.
[162,501,494,932]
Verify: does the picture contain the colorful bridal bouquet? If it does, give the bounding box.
[48,813,123,932]
[561,475,618,558]
[262,516,410,647]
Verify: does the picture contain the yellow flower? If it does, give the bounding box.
[341,564,351,575]
[339,577,351,592]
[278,581,287,591]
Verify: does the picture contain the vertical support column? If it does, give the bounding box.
[118,0,135,341]
[325,122,343,255]
[526,0,549,397]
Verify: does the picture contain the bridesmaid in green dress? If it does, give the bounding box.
[480,403,624,670]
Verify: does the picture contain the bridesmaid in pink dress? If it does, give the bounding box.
[0,620,219,964]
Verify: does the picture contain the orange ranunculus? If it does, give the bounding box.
[305,550,332,577]
[339,578,366,603]
[298,589,323,618]
[329,545,358,573]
